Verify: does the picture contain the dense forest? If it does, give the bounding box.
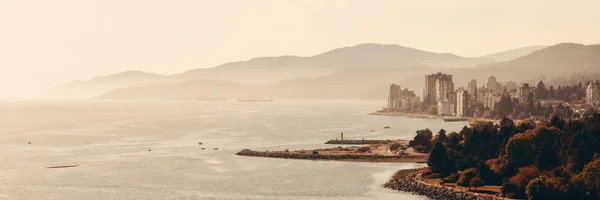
[410,112,600,199]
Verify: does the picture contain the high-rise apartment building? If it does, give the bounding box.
[586,82,598,105]
[456,89,469,117]
[468,79,477,102]
[486,76,502,92]
[388,84,401,109]
[424,73,454,104]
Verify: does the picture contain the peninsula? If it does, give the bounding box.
[236,139,427,163]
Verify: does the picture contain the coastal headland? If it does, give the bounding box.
[234,135,501,199]
[383,168,501,200]
[236,140,427,163]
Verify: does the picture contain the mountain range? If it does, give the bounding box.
[49,42,600,100]
[481,45,548,62]
[50,43,495,97]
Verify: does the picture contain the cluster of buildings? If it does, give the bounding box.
[423,73,459,116]
[387,84,420,111]
[386,72,600,117]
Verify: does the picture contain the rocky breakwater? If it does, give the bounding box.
[383,169,499,200]
[235,149,426,163]
[324,139,392,145]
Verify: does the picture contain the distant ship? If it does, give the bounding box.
[237,98,274,102]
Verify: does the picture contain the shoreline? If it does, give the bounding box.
[235,139,500,199]
[369,111,498,123]
[383,168,500,200]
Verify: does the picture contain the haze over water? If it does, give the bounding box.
[0,100,467,199]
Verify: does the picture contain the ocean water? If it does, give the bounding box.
[0,100,468,200]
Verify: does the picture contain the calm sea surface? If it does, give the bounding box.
[0,100,468,200]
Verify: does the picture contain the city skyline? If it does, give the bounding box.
[385,71,600,118]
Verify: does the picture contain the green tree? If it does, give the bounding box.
[573,159,600,196]
[447,131,461,150]
[526,175,562,200]
[428,142,454,174]
[497,117,516,156]
[457,168,479,187]
[486,156,513,179]
[509,166,543,198]
[535,81,548,100]
[432,129,449,144]
[526,93,536,115]
[409,129,434,153]
[495,94,515,117]
[502,182,520,199]
[548,85,556,99]
[532,126,561,170]
[506,131,536,167]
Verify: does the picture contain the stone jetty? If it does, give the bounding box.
[235,149,426,163]
[324,139,392,145]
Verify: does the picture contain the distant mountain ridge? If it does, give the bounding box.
[172,43,493,83]
[89,70,164,81]
[49,70,174,98]
[482,45,548,62]
[310,43,492,69]
[95,43,600,100]
[452,43,600,86]
[49,43,500,98]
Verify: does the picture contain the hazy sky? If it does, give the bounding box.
[0,0,599,97]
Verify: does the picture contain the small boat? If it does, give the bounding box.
[198,142,203,145]
[201,148,206,150]
[214,148,219,150]
[383,126,391,129]
[370,130,375,132]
